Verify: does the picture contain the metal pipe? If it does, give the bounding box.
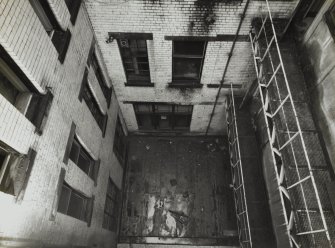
[205,0,251,135]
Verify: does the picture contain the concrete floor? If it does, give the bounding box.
[120,136,238,246]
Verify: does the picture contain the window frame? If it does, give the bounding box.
[133,103,193,131]
[88,49,112,107]
[79,70,108,135]
[29,0,71,63]
[0,144,36,199]
[0,45,53,134]
[69,136,95,179]
[102,177,121,232]
[64,0,82,25]
[57,181,89,222]
[118,38,152,86]
[113,117,127,165]
[171,41,207,87]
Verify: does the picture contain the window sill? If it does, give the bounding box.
[124,82,154,87]
[168,82,203,88]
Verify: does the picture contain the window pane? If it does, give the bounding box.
[174,41,205,56]
[135,104,152,113]
[155,104,172,113]
[68,191,86,220]
[175,105,192,113]
[69,140,80,164]
[173,58,202,80]
[0,73,20,105]
[58,185,71,214]
[78,151,91,174]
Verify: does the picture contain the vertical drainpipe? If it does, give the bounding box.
[205,0,251,135]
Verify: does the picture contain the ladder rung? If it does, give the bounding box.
[256,15,269,40]
[264,64,281,87]
[287,175,311,190]
[297,229,326,236]
[238,210,246,216]
[234,183,243,191]
[261,35,275,62]
[232,159,240,168]
[271,95,290,117]
[279,132,299,151]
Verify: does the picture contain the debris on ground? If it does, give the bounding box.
[146,144,150,150]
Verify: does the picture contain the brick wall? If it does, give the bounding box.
[85,0,298,134]
[0,1,124,247]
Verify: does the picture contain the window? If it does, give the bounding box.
[113,117,127,165]
[80,71,108,135]
[118,39,151,84]
[29,0,71,63]
[57,182,92,222]
[0,144,36,198]
[88,51,112,107]
[172,41,206,85]
[0,46,53,134]
[134,103,193,131]
[102,177,121,232]
[64,0,81,24]
[69,137,96,180]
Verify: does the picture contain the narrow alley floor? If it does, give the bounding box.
[120,136,238,246]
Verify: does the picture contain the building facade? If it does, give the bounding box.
[0,0,335,247]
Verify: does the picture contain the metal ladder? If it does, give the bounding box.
[226,85,252,248]
[249,0,333,247]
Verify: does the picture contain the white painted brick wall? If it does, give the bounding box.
[0,1,124,248]
[84,0,298,134]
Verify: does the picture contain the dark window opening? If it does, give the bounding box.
[0,48,53,133]
[0,145,36,197]
[172,41,206,85]
[134,103,193,131]
[64,0,81,24]
[118,39,151,84]
[57,182,88,222]
[89,52,112,107]
[82,80,107,132]
[29,0,71,63]
[69,137,95,179]
[102,177,121,232]
[113,117,127,165]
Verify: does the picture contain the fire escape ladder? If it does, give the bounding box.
[226,85,252,248]
[249,1,334,247]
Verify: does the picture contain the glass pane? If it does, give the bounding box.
[58,185,71,214]
[69,141,80,164]
[68,191,85,220]
[78,151,91,175]
[155,104,172,113]
[174,41,205,56]
[135,104,152,113]
[0,73,20,105]
[173,58,201,80]
[137,57,148,63]
[136,40,147,54]
[175,105,192,113]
